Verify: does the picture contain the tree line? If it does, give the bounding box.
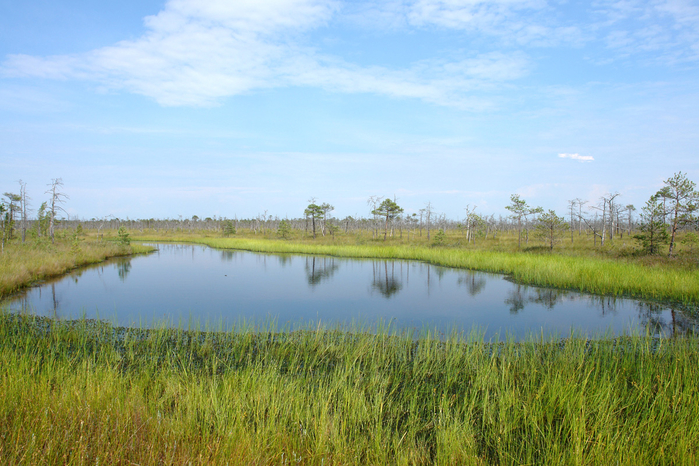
[3,173,697,256]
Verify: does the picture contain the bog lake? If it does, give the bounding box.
[3,243,697,340]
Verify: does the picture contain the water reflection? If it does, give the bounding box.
[371,261,403,299]
[2,243,697,339]
[220,250,237,262]
[305,256,339,287]
[637,302,696,336]
[589,296,622,317]
[505,286,525,314]
[503,285,616,315]
[116,258,132,282]
[457,273,487,297]
[277,255,292,267]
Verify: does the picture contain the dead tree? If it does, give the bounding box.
[46,178,69,244]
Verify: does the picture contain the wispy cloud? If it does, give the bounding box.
[593,0,699,63]
[344,0,585,46]
[407,0,585,46]
[2,0,697,110]
[0,0,529,109]
[558,153,594,162]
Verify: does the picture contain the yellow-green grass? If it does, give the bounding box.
[0,239,153,298]
[1,314,697,465]
[130,232,699,304]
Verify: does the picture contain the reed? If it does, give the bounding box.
[132,234,699,304]
[1,313,697,465]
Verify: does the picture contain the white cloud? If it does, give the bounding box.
[0,0,529,108]
[558,153,594,162]
[345,0,585,46]
[593,0,699,63]
[4,0,695,110]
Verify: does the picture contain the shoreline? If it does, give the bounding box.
[133,234,699,305]
[0,241,155,299]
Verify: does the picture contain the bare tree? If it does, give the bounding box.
[591,193,619,247]
[625,204,636,237]
[320,203,334,236]
[578,214,600,246]
[575,198,588,236]
[46,178,68,244]
[0,201,6,253]
[567,199,576,244]
[422,202,434,240]
[367,196,383,239]
[18,180,30,243]
[463,204,477,243]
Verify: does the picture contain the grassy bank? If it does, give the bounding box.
[132,233,699,304]
[1,314,697,465]
[0,238,153,298]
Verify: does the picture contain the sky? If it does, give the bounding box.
[2,0,699,221]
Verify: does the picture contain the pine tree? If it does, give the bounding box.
[656,172,698,256]
[277,219,292,239]
[634,195,669,255]
[535,210,569,251]
[372,198,404,240]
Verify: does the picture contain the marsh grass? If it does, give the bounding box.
[0,238,153,298]
[131,231,699,304]
[1,313,697,465]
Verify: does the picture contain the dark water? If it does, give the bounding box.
[2,243,697,339]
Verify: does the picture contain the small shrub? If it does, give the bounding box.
[70,231,82,255]
[222,220,236,237]
[276,220,292,239]
[432,229,447,246]
[117,226,130,246]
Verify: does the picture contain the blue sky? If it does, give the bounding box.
[2,0,698,221]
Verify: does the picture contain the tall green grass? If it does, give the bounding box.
[1,313,697,465]
[133,235,699,304]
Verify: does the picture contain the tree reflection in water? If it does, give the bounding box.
[588,296,621,317]
[277,255,292,267]
[116,258,132,282]
[504,285,573,314]
[457,272,486,297]
[505,285,526,314]
[305,256,339,287]
[636,302,697,337]
[220,250,237,262]
[371,260,403,299]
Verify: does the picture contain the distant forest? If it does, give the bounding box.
[2,173,698,256]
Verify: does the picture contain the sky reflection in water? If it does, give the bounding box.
[3,243,696,340]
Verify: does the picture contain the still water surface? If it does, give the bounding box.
[3,243,697,339]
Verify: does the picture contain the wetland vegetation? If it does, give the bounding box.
[1,173,698,464]
[1,313,698,465]
[0,234,152,299]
